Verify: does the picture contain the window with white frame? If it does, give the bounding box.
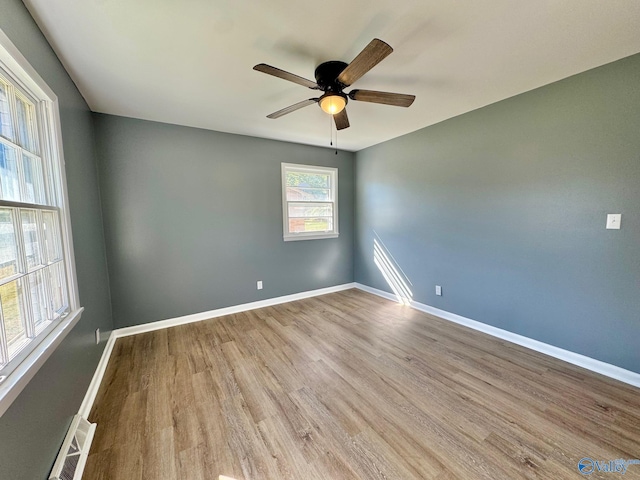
[281,163,338,241]
[0,29,82,415]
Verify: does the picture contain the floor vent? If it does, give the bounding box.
[49,415,96,480]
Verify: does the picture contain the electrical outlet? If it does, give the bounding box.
[95,328,100,345]
[435,285,442,296]
[257,280,263,290]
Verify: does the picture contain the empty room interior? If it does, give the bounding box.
[0,0,639,479]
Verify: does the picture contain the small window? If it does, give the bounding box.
[281,163,338,241]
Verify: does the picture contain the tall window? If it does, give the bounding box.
[281,163,338,241]
[0,29,81,416]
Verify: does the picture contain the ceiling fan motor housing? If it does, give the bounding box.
[315,61,349,91]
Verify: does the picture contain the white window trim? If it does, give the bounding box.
[281,162,339,242]
[0,28,83,417]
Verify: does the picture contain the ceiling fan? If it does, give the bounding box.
[253,38,415,131]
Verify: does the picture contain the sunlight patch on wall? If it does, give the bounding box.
[373,236,413,305]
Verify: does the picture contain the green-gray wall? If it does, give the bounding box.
[0,1,113,479]
[93,114,354,329]
[355,54,640,373]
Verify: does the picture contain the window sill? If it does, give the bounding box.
[284,233,339,241]
[0,307,84,417]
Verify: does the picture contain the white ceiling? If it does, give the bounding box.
[23,0,640,151]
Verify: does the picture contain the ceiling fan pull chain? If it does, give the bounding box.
[330,114,333,147]
[335,129,338,155]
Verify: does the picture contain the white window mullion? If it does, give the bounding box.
[34,209,45,267]
[18,275,36,338]
[0,308,8,366]
[6,80,18,146]
[21,278,35,339]
[43,262,54,321]
[36,210,49,265]
[30,99,40,156]
[36,100,52,205]
[11,207,26,276]
[58,261,69,315]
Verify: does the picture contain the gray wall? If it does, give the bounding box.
[0,1,113,479]
[93,114,354,329]
[355,54,640,373]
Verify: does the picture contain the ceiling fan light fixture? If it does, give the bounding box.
[319,93,346,115]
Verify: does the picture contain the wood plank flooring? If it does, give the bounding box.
[85,289,640,479]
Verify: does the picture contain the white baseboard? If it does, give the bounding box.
[355,282,401,303]
[78,330,116,419]
[114,283,356,338]
[77,283,356,418]
[354,283,640,389]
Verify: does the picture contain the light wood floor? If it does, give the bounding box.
[85,289,640,479]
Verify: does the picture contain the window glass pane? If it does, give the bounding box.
[289,217,333,233]
[286,171,330,188]
[15,94,38,154]
[22,153,45,204]
[42,210,61,262]
[28,270,47,329]
[0,208,19,280]
[286,186,331,201]
[0,142,20,201]
[0,279,27,357]
[0,81,13,141]
[288,203,333,218]
[21,209,41,269]
[47,262,66,316]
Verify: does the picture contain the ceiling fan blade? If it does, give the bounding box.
[336,39,393,87]
[348,89,415,107]
[267,98,319,119]
[333,109,350,130]
[253,63,320,89]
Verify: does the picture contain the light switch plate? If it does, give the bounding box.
[606,214,621,230]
